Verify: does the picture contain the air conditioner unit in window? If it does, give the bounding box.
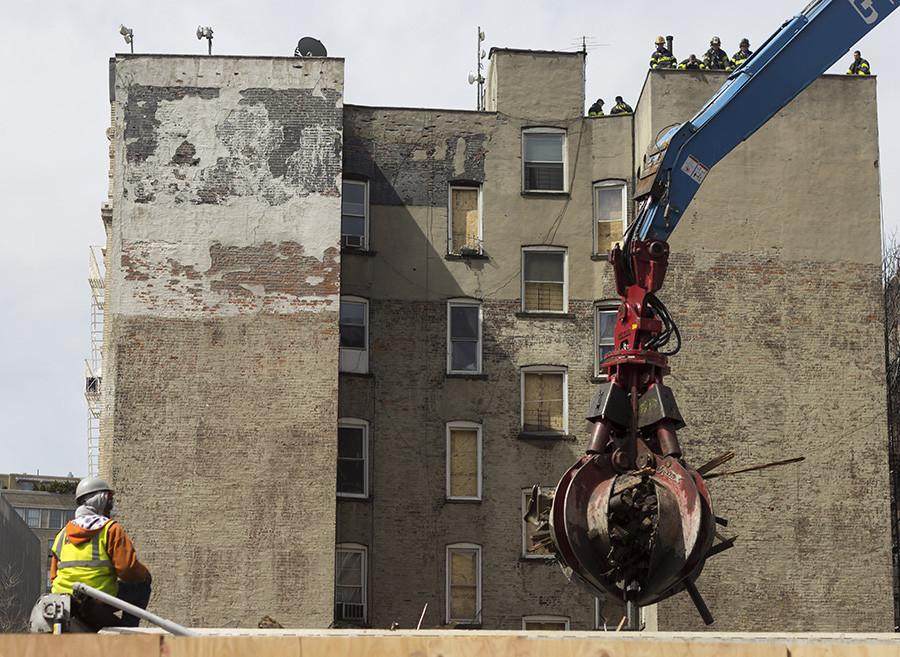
[342,234,364,249]
[334,601,365,622]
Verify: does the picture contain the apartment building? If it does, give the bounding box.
[0,473,77,592]
[101,48,891,631]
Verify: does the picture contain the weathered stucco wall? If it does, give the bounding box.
[486,50,585,121]
[103,55,344,627]
[633,71,891,631]
[339,63,890,632]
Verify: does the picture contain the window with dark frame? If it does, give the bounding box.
[341,180,368,249]
[523,131,565,192]
[522,249,566,313]
[337,421,367,498]
[339,298,368,374]
[448,302,481,373]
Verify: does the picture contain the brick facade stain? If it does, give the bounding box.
[102,50,892,632]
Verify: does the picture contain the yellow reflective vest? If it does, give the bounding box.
[51,521,118,596]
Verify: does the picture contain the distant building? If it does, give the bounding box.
[0,473,78,592]
[99,49,891,631]
[0,495,41,631]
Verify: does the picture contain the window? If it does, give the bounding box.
[521,247,567,313]
[522,616,570,631]
[341,180,368,249]
[335,544,367,624]
[523,129,566,192]
[521,366,568,434]
[49,509,64,529]
[595,302,618,377]
[447,300,482,374]
[26,508,41,528]
[339,297,368,374]
[522,487,555,559]
[446,422,482,501]
[593,180,628,254]
[448,185,482,254]
[446,543,482,624]
[13,508,25,522]
[337,419,369,498]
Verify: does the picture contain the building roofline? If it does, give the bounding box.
[111,53,345,62]
[488,47,583,59]
[345,103,494,115]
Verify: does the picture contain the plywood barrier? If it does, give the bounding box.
[2,632,899,657]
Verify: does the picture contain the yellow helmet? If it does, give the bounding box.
[655,36,666,45]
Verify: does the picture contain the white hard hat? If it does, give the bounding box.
[75,477,113,503]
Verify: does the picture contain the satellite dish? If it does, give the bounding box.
[294,36,327,57]
[467,72,477,85]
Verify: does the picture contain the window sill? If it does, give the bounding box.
[448,622,483,630]
[445,497,483,504]
[340,371,373,378]
[521,190,570,198]
[446,373,488,380]
[519,555,556,562]
[445,252,489,261]
[337,495,371,502]
[518,432,577,441]
[590,375,610,384]
[590,253,611,262]
[515,312,575,320]
[341,248,377,257]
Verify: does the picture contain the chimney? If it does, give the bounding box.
[666,35,674,58]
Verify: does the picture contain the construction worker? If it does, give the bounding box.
[678,54,705,70]
[610,96,634,115]
[588,98,605,117]
[649,36,677,69]
[730,38,753,70]
[703,36,731,71]
[847,50,871,75]
[50,477,152,630]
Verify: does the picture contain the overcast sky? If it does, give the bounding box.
[1,1,895,477]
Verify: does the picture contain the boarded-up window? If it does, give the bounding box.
[522,249,566,313]
[523,131,565,192]
[594,181,627,254]
[447,425,480,499]
[335,545,367,623]
[522,487,555,558]
[523,616,569,631]
[522,370,565,433]
[450,187,481,254]
[447,545,480,623]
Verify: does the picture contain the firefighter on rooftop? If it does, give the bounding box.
[846,50,871,75]
[610,96,634,115]
[703,36,731,71]
[678,54,705,70]
[588,98,605,117]
[650,36,677,69]
[729,38,753,70]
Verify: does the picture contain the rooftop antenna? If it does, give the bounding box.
[196,25,214,55]
[467,27,486,111]
[118,24,134,54]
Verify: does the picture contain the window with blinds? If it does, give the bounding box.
[449,186,482,254]
[522,248,567,313]
[446,423,481,500]
[446,544,481,624]
[521,367,567,434]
